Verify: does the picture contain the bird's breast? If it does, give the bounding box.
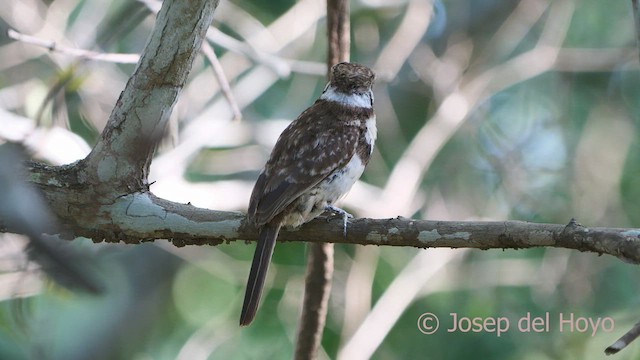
[279,154,365,228]
[320,154,366,200]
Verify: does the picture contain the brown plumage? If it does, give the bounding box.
[240,62,376,326]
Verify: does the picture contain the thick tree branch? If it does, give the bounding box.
[10,0,221,245]
[15,166,640,264]
[80,0,219,192]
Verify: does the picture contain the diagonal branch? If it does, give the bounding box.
[81,0,219,191]
[12,0,222,234]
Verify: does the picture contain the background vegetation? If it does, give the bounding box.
[1,0,639,359]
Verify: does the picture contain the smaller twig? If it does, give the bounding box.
[373,0,433,81]
[607,2,640,355]
[633,0,640,60]
[200,41,242,121]
[139,0,243,121]
[294,243,333,360]
[9,19,243,123]
[7,29,140,64]
[206,28,326,77]
[605,319,640,355]
[140,0,326,78]
[293,0,349,358]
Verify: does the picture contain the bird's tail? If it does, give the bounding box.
[239,222,280,326]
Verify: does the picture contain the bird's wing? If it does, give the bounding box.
[248,101,360,226]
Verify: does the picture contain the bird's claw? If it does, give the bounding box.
[324,205,353,238]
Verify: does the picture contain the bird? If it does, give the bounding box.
[240,62,377,326]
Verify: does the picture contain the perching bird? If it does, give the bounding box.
[240,62,376,326]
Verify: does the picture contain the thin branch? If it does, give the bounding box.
[200,41,243,121]
[294,0,350,358]
[373,0,433,81]
[8,22,244,125]
[141,0,325,78]
[633,0,640,60]
[138,0,242,122]
[150,0,326,182]
[295,243,334,360]
[6,29,140,64]
[327,0,350,65]
[606,319,640,355]
[608,2,640,354]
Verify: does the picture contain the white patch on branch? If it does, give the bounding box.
[444,232,470,240]
[418,229,441,242]
[622,230,640,237]
[97,157,117,182]
[109,193,242,238]
[126,193,167,219]
[366,231,384,242]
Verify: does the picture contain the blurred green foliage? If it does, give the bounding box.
[1,0,640,359]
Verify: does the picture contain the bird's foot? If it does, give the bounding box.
[324,205,353,238]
